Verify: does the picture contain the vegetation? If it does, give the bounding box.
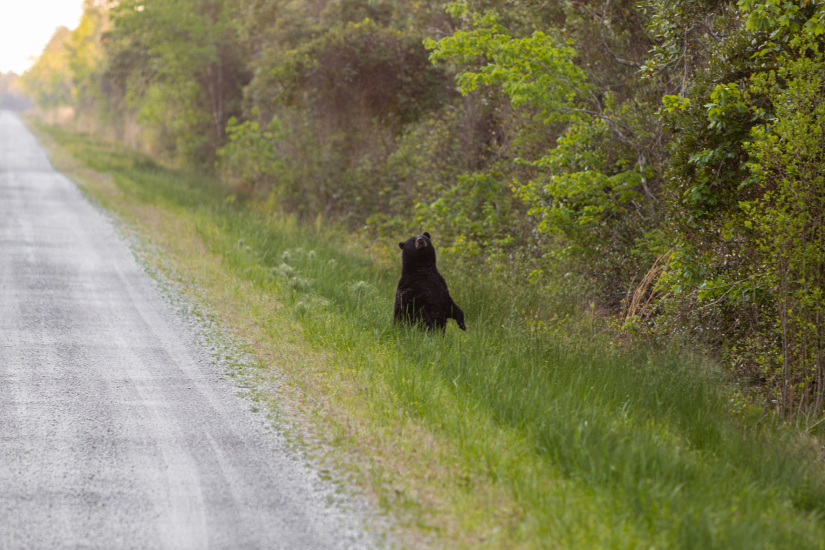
[37,123,825,548]
[0,71,31,111]
[18,0,825,544]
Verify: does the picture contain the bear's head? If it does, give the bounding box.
[398,232,436,268]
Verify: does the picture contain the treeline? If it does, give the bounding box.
[21,0,825,415]
[0,72,30,111]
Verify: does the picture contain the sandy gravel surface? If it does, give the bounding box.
[0,111,377,549]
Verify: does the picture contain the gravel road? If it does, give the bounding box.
[0,112,377,549]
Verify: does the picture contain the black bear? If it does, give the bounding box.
[394,232,466,331]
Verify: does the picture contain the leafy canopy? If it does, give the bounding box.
[426,2,646,259]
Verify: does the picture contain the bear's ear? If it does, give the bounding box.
[398,241,405,250]
[423,232,431,240]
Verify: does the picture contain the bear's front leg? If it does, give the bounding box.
[449,298,466,331]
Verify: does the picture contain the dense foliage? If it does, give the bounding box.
[20,0,825,416]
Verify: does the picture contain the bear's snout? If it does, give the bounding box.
[415,237,428,249]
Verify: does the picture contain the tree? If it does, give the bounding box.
[743,37,825,412]
[0,72,32,111]
[426,1,665,302]
[20,27,73,110]
[104,0,248,165]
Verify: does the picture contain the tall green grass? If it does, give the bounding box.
[46,124,825,548]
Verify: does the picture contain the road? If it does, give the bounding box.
[0,112,374,549]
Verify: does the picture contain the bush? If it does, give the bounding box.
[216,110,288,196]
[744,37,825,413]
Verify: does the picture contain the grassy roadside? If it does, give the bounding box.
[31,120,825,549]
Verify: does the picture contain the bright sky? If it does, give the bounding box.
[0,1,84,74]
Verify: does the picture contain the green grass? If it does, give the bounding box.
[40,122,825,549]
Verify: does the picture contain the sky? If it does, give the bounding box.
[0,1,84,74]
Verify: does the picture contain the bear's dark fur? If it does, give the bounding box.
[394,232,466,331]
